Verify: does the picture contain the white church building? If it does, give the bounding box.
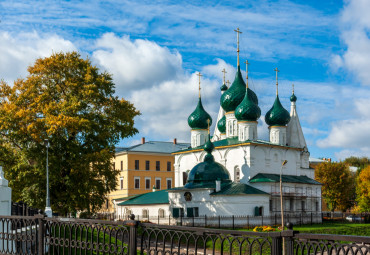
[116,31,322,222]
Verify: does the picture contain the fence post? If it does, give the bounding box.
[205,215,207,228]
[180,214,182,226]
[232,215,234,230]
[262,215,264,226]
[247,215,249,229]
[271,236,282,255]
[37,213,45,255]
[127,214,140,255]
[311,212,313,225]
[169,215,171,225]
[282,223,297,255]
[218,216,220,229]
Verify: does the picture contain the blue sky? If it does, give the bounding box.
[1,0,370,161]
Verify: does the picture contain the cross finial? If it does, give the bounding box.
[226,80,231,88]
[274,67,279,95]
[221,68,227,84]
[207,119,211,134]
[197,72,203,98]
[292,84,295,94]
[244,60,250,88]
[234,28,242,67]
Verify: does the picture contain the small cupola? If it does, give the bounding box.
[235,60,261,122]
[188,72,212,148]
[265,68,290,127]
[265,68,290,145]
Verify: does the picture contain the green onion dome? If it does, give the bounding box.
[265,96,291,126]
[188,98,212,129]
[217,115,226,133]
[290,92,297,102]
[235,88,261,121]
[221,66,258,112]
[220,84,228,91]
[185,136,231,189]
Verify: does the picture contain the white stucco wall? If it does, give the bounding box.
[169,188,270,216]
[175,145,313,187]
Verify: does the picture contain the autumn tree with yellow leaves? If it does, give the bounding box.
[356,165,370,212]
[315,162,355,213]
[0,52,139,215]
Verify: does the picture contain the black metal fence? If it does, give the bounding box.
[0,214,369,255]
[97,211,370,228]
[11,201,40,216]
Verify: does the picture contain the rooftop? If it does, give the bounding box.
[117,189,169,206]
[173,137,302,154]
[116,140,190,154]
[249,173,321,185]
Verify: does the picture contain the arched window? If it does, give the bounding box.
[142,209,149,218]
[159,209,165,218]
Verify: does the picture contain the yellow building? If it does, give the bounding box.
[105,138,189,213]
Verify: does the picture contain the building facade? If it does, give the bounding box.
[104,138,189,213]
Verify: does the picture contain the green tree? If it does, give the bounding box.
[0,52,139,215]
[356,165,370,212]
[344,156,370,174]
[315,162,355,212]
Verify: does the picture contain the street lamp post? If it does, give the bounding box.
[44,139,52,217]
[280,159,288,255]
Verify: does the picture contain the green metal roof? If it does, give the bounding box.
[188,97,212,130]
[173,137,301,154]
[217,115,226,133]
[265,95,290,126]
[117,190,169,206]
[185,137,232,189]
[249,173,321,185]
[210,183,268,196]
[235,87,261,121]
[220,66,248,112]
[290,92,297,102]
[220,83,228,91]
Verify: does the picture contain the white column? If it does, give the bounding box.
[0,165,14,252]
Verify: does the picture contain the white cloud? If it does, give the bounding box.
[0,31,77,83]
[332,0,370,85]
[129,72,220,141]
[92,33,182,94]
[317,119,370,149]
[335,148,370,161]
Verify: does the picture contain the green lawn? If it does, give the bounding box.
[292,222,370,236]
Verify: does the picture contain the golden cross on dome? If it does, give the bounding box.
[245,60,250,88]
[274,67,279,95]
[197,72,203,98]
[222,68,227,84]
[292,84,295,94]
[207,119,211,134]
[234,28,242,67]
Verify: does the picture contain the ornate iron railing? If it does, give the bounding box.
[0,214,369,255]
